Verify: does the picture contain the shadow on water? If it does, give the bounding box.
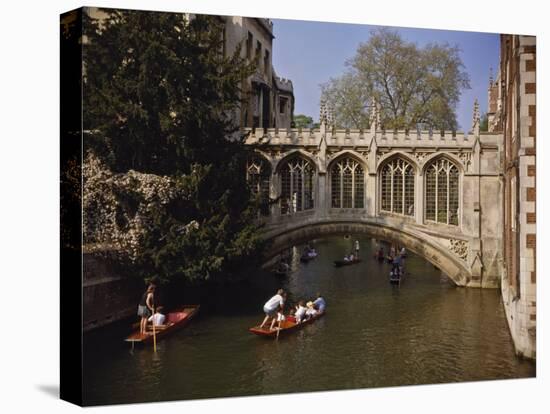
[83,235,535,405]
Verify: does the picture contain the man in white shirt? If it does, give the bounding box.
[259,289,285,330]
[148,306,166,327]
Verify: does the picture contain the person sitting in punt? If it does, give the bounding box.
[308,248,317,257]
[260,289,285,330]
[148,306,166,327]
[400,247,407,257]
[286,308,297,323]
[295,300,307,323]
[305,301,318,319]
[313,293,326,313]
[349,253,355,261]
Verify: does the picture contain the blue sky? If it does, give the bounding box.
[271,19,500,131]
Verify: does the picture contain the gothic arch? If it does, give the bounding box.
[327,153,367,209]
[261,219,471,286]
[421,152,464,175]
[423,155,462,226]
[377,151,420,174]
[274,149,319,174]
[326,149,368,173]
[377,154,417,217]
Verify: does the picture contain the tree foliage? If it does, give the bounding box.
[292,114,318,129]
[82,9,265,284]
[479,112,489,132]
[321,28,470,130]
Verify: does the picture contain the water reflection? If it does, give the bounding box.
[83,235,535,405]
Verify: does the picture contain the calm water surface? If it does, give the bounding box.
[83,236,535,405]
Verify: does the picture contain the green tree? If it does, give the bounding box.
[82,9,265,284]
[321,28,470,130]
[321,72,371,129]
[293,114,314,129]
[480,112,489,132]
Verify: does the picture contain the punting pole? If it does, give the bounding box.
[152,307,157,353]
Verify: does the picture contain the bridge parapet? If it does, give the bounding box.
[245,127,501,153]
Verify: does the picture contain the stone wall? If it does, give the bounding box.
[499,35,536,359]
[83,252,143,332]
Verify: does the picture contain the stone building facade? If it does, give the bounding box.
[86,9,295,130]
[489,35,536,359]
[245,101,504,288]
[222,16,295,129]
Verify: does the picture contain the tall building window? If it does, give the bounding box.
[425,158,460,225]
[331,158,365,208]
[380,158,415,216]
[246,156,271,216]
[246,32,253,60]
[255,40,262,66]
[264,50,270,77]
[279,156,315,215]
[279,97,287,115]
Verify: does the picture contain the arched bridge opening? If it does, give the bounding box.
[262,220,471,286]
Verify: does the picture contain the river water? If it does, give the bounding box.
[83,235,535,405]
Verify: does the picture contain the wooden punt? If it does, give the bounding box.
[124,304,200,345]
[249,312,325,338]
[334,259,362,267]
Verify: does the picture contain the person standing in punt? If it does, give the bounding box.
[138,285,155,335]
[355,239,360,259]
[259,289,285,330]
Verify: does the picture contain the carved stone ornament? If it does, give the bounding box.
[412,151,430,164]
[455,152,472,171]
[449,239,468,261]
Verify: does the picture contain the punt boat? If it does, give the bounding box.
[124,304,200,345]
[249,312,325,338]
[334,258,362,267]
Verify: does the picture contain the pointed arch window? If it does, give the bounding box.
[246,156,271,216]
[425,158,460,225]
[279,156,315,215]
[380,158,415,216]
[331,158,365,208]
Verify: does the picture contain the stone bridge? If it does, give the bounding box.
[244,102,504,288]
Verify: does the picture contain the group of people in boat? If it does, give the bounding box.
[259,288,326,331]
[137,282,167,335]
[373,244,407,280]
[342,252,358,263]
